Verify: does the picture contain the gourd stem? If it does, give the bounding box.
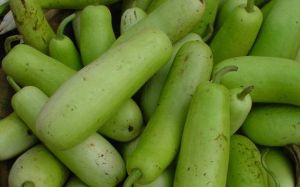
[7,76,21,92]
[237,85,254,100]
[246,0,255,13]
[4,35,23,53]
[123,168,142,187]
[212,65,238,84]
[56,13,76,39]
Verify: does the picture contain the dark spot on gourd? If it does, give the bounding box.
[21,0,26,8]
[214,133,228,142]
[105,172,109,175]
[33,19,39,31]
[128,125,134,132]
[42,37,47,45]
[39,69,44,72]
[27,129,33,136]
[187,167,191,171]
[90,143,95,147]
[184,55,189,62]
[134,10,137,18]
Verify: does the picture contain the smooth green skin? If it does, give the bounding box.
[226,135,268,187]
[242,104,300,146]
[173,82,230,187]
[9,0,55,54]
[8,144,69,187]
[120,7,147,35]
[261,0,275,18]
[9,0,120,54]
[296,48,300,62]
[36,29,172,150]
[79,5,116,65]
[229,87,252,135]
[140,33,202,121]
[215,0,246,29]
[49,35,82,70]
[146,0,166,13]
[127,40,213,184]
[64,176,88,187]
[37,0,120,9]
[2,44,144,143]
[135,0,152,10]
[98,99,144,142]
[0,113,38,160]
[12,86,126,187]
[261,148,295,187]
[2,44,76,96]
[119,132,141,163]
[134,166,174,187]
[210,5,263,64]
[249,0,300,59]
[119,135,174,187]
[213,56,300,106]
[192,0,220,39]
[114,0,205,45]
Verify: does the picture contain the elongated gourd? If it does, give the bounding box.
[140,33,202,121]
[8,144,69,187]
[242,104,300,146]
[36,29,172,150]
[216,0,246,29]
[9,0,55,53]
[114,0,205,45]
[9,0,120,53]
[209,0,263,64]
[213,56,300,106]
[79,5,116,65]
[49,13,82,70]
[173,81,230,187]
[0,113,37,160]
[226,135,268,187]
[192,0,220,39]
[2,44,76,96]
[2,44,144,143]
[249,0,300,59]
[125,40,213,185]
[12,86,126,187]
